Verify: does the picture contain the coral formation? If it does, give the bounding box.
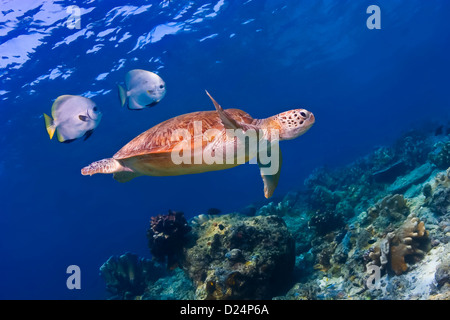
[147,210,191,268]
[99,252,166,300]
[429,141,450,169]
[308,209,344,235]
[181,214,295,300]
[430,187,450,215]
[276,132,449,300]
[393,131,430,169]
[142,268,196,300]
[434,256,450,289]
[365,194,410,231]
[427,168,450,215]
[256,191,306,217]
[366,216,430,275]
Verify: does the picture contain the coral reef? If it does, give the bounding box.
[99,128,450,300]
[240,204,257,217]
[147,210,191,268]
[427,168,450,215]
[387,163,434,194]
[283,214,313,254]
[434,256,450,289]
[142,268,196,300]
[99,252,166,300]
[372,160,407,184]
[365,194,410,232]
[275,132,449,300]
[181,214,295,299]
[429,141,450,169]
[308,208,344,235]
[393,130,430,169]
[256,191,306,217]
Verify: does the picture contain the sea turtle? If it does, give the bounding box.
[81,92,315,198]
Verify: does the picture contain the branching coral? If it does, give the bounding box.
[367,216,430,275]
[147,210,192,268]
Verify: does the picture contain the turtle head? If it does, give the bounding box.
[272,109,315,140]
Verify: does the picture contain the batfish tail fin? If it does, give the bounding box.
[118,84,127,107]
[43,113,56,140]
[81,158,123,176]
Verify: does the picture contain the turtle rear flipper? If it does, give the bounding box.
[113,171,141,183]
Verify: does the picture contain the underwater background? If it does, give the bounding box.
[1,0,449,300]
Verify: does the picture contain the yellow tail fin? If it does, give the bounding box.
[117,84,127,107]
[43,113,56,140]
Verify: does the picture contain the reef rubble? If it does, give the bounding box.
[99,130,450,300]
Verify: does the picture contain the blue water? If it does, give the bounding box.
[1,0,449,299]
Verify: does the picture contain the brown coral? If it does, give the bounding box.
[389,217,428,275]
[367,215,429,275]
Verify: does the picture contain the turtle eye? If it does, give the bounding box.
[300,111,307,118]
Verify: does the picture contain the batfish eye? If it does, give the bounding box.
[159,84,164,89]
[93,107,98,112]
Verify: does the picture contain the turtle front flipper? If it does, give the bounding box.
[258,143,282,198]
[81,158,124,176]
